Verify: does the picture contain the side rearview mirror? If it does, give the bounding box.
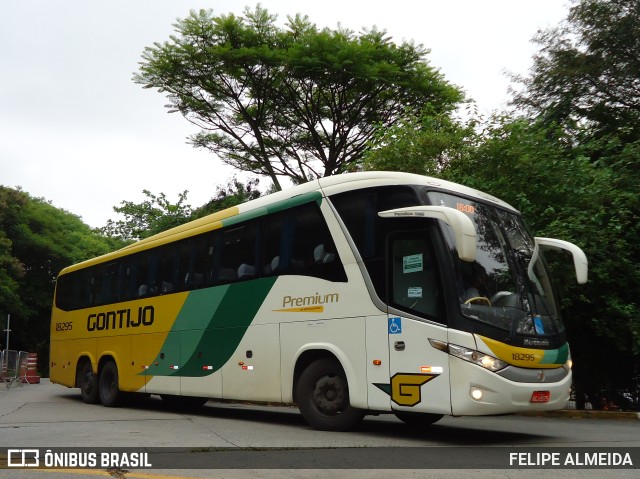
[378,206,477,262]
[535,237,588,284]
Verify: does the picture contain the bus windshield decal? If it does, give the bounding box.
[456,203,476,214]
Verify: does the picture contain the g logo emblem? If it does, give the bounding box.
[390,373,438,406]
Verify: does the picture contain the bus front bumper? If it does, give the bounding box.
[449,357,572,416]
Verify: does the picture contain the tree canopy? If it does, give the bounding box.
[510,0,640,142]
[134,5,464,189]
[100,190,193,241]
[100,177,262,241]
[0,187,124,364]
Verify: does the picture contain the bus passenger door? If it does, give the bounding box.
[386,233,452,416]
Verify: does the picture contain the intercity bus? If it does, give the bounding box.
[50,172,588,430]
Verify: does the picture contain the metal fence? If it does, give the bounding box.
[0,350,29,388]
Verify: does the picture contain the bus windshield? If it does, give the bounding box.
[428,192,563,340]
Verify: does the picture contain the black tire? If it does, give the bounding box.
[77,360,99,404]
[295,358,364,431]
[98,361,123,407]
[394,411,443,428]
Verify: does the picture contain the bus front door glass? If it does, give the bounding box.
[386,232,451,415]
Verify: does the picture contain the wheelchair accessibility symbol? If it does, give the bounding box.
[388,317,402,334]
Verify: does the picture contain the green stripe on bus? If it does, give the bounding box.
[148,277,278,378]
[541,343,569,365]
[221,191,322,228]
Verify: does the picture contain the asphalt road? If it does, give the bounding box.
[1,380,638,479]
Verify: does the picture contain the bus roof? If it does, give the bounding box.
[59,172,517,275]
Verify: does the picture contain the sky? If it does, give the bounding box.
[0,0,570,228]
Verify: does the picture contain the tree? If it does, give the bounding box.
[0,230,24,315]
[510,0,640,142]
[0,186,124,369]
[362,105,478,175]
[101,190,193,241]
[194,176,262,218]
[134,5,463,188]
[100,177,262,241]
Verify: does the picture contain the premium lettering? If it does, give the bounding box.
[282,293,339,308]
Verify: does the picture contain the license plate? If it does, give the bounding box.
[530,390,550,403]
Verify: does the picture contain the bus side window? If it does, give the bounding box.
[79,269,92,310]
[205,232,221,285]
[56,269,92,311]
[121,255,140,301]
[289,203,346,282]
[121,253,149,300]
[262,212,286,276]
[157,246,178,294]
[216,228,240,283]
[89,263,119,307]
[248,202,347,283]
[216,221,259,284]
[183,236,206,290]
[137,251,156,296]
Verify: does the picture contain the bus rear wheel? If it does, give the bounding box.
[98,361,124,407]
[295,358,364,431]
[77,360,99,404]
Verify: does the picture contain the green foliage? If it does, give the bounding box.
[362,105,478,175]
[510,0,640,142]
[101,190,193,241]
[194,176,262,218]
[135,5,463,188]
[0,217,25,316]
[100,177,263,241]
[0,186,124,364]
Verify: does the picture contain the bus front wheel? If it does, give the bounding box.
[295,358,364,431]
[98,361,124,407]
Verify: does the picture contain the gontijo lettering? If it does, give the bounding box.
[87,306,154,331]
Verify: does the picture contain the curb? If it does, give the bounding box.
[520,410,640,420]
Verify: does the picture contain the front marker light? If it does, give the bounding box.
[433,341,507,372]
[470,387,483,401]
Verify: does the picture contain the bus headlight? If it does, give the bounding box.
[442,342,507,372]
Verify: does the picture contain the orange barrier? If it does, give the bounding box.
[23,352,40,384]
